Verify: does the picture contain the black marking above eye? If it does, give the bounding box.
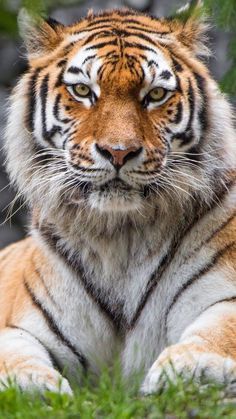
[147,60,159,72]
[67,66,85,75]
[160,70,172,80]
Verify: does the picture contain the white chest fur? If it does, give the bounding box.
[27,189,235,380]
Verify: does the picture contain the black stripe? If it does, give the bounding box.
[147,59,159,69]
[35,267,59,309]
[53,94,61,120]
[39,75,64,145]
[193,72,208,133]
[86,39,118,50]
[82,30,110,46]
[68,256,127,333]
[165,242,236,325]
[82,54,96,65]
[204,211,236,247]
[184,145,203,164]
[67,66,84,75]
[24,279,88,370]
[54,68,64,88]
[175,74,182,93]
[72,24,117,36]
[211,176,236,212]
[175,79,195,146]
[53,94,71,124]
[126,60,145,82]
[47,126,62,145]
[171,131,193,146]
[160,70,172,80]
[171,101,183,124]
[126,53,148,62]
[26,68,41,132]
[172,57,183,73]
[99,50,118,59]
[129,253,169,329]
[57,59,67,68]
[170,50,193,74]
[123,19,147,25]
[187,79,195,130]
[63,43,76,55]
[125,30,159,47]
[126,25,170,35]
[137,64,145,83]
[87,18,120,27]
[170,79,195,145]
[207,296,236,311]
[70,163,105,172]
[40,74,50,142]
[97,63,106,78]
[7,324,63,373]
[124,41,157,54]
[99,65,113,80]
[124,18,169,30]
[39,226,127,333]
[129,178,235,329]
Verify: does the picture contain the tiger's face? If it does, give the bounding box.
[12,9,212,215]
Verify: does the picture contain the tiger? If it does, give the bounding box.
[0,3,235,395]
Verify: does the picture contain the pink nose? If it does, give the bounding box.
[95,144,142,169]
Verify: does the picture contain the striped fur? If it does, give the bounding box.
[1,7,236,393]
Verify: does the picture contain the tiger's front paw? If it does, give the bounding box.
[0,365,73,395]
[141,343,236,395]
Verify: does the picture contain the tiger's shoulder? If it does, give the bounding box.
[0,237,35,272]
[0,237,49,316]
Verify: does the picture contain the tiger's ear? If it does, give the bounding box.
[169,1,210,57]
[18,8,65,57]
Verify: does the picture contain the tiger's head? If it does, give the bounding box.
[5,7,235,225]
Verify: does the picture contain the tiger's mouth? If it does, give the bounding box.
[71,177,137,196]
[99,178,133,192]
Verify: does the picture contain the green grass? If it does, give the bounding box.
[0,369,236,419]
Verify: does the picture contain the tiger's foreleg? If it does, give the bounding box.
[142,301,236,394]
[0,327,72,394]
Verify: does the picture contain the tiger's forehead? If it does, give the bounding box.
[63,36,177,93]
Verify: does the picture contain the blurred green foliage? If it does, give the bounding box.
[0,0,235,94]
[0,0,82,35]
[203,0,236,95]
[0,0,19,35]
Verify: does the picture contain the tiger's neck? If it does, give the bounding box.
[30,173,234,334]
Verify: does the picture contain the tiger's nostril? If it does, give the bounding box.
[95,144,143,169]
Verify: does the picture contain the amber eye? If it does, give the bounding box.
[72,83,91,97]
[148,87,167,101]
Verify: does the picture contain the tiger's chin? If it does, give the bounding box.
[70,179,146,213]
[87,189,144,213]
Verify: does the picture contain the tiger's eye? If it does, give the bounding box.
[149,87,166,101]
[73,84,91,97]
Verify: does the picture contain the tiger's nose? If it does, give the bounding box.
[95,144,143,169]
